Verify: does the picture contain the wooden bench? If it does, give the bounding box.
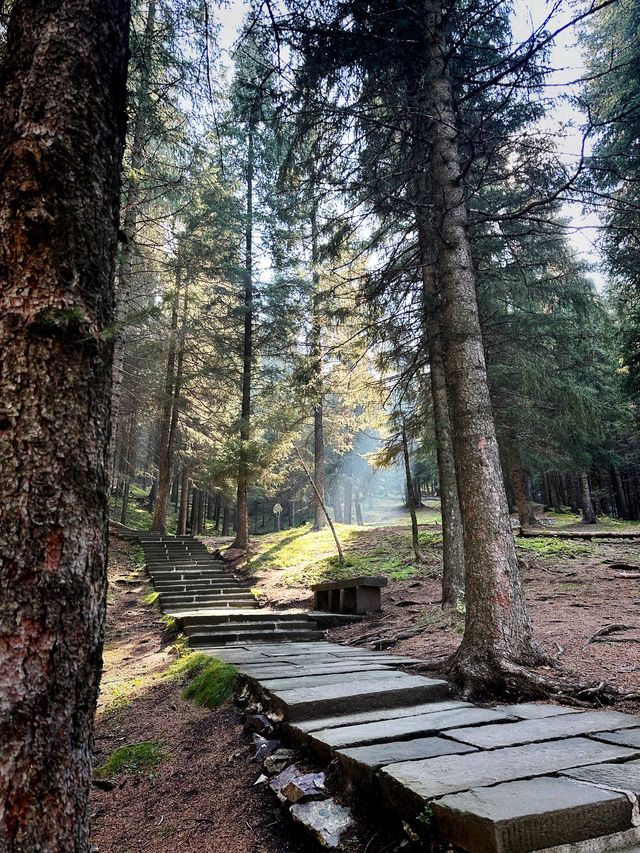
[311,576,388,615]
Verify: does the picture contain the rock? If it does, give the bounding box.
[269,764,300,803]
[263,748,295,775]
[253,774,268,786]
[290,799,354,848]
[280,771,326,803]
[252,734,280,761]
[245,714,273,735]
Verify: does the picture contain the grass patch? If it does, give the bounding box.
[167,652,237,710]
[249,524,436,587]
[143,590,160,608]
[94,741,163,779]
[516,537,593,558]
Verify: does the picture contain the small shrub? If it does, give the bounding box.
[94,741,162,778]
[167,652,237,710]
[416,803,434,828]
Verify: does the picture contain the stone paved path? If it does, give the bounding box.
[130,532,640,853]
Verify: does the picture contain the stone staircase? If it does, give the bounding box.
[121,531,324,646]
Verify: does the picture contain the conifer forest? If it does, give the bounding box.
[1,1,640,851]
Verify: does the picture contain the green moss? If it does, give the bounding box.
[160,613,177,631]
[516,537,593,558]
[94,741,162,778]
[167,653,237,710]
[143,590,160,608]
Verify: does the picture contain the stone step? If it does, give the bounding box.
[164,596,260,617]
[379,737,640,820]
[338,736,477,787]
[149,571,230,582]
[186,619,314,636]
[446,710,640,751]
[432,776,633,853]
[159,592,255,604]
[266,674,452,723]
[179,611,316,626]
[560,757,640,794]
[308,705,514,752]
[189,629,323,647]
[153,577,240,591]
[148,563,227,572]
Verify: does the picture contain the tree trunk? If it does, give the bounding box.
[221,504,229,537]
[190,488,199,535]
[509,448,538,529]
[147,476,157,512]
[109,0,156,483]
[421,0,541,687]
[151,273,180,533]
[343,475,353,524]
[417,221,465,610]
[354,490,364,526]
[612,466,631,520]
[197,489,205,534]
[310,203,326,531]
[120,403,138,526]
[579,470,597,524]
[0,1,129,848]
[178,469,190,536]
[232,121,254,551]
[402,426,423,562]
[332,481,343,523]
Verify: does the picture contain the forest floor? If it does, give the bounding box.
[91,535,408,853]
[217,506,640,712]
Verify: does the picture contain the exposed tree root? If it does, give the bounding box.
[415,646,640,707]
[582,623,638,649]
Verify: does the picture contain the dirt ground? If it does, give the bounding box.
[326,534,640,712]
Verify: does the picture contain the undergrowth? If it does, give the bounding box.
[167,652,237,709]
[94,741,163,778]
[516,537,593,558]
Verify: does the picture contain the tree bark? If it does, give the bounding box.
[421,0,542,687]
[509,448,538,529]
[232,121,254,550]
[354,489,364,526]
[343,475,353,524]
[178,468,190,536]
[109,0,156,483]
[151,271,180,533]
[612,466,631,519]
[579,469,597,524]
[332,481,344,523]
[0,1,129,848]
[402,426,423,562]
[119,403,138,526]
[418,225,465,609]
[310,202,327,531]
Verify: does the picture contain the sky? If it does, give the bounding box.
[215,0,606,288]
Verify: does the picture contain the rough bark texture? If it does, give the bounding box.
[509,448,537,529]
[422,0,542,689]
[151,278,179,533]
[109,0,156,481]
[0,1,129,848]
[232,123,254,550]
[579,469,597,524]
[402,427,423,562]
[418,221,465,609]
[311,205,326,531]
[178,468,190,535]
